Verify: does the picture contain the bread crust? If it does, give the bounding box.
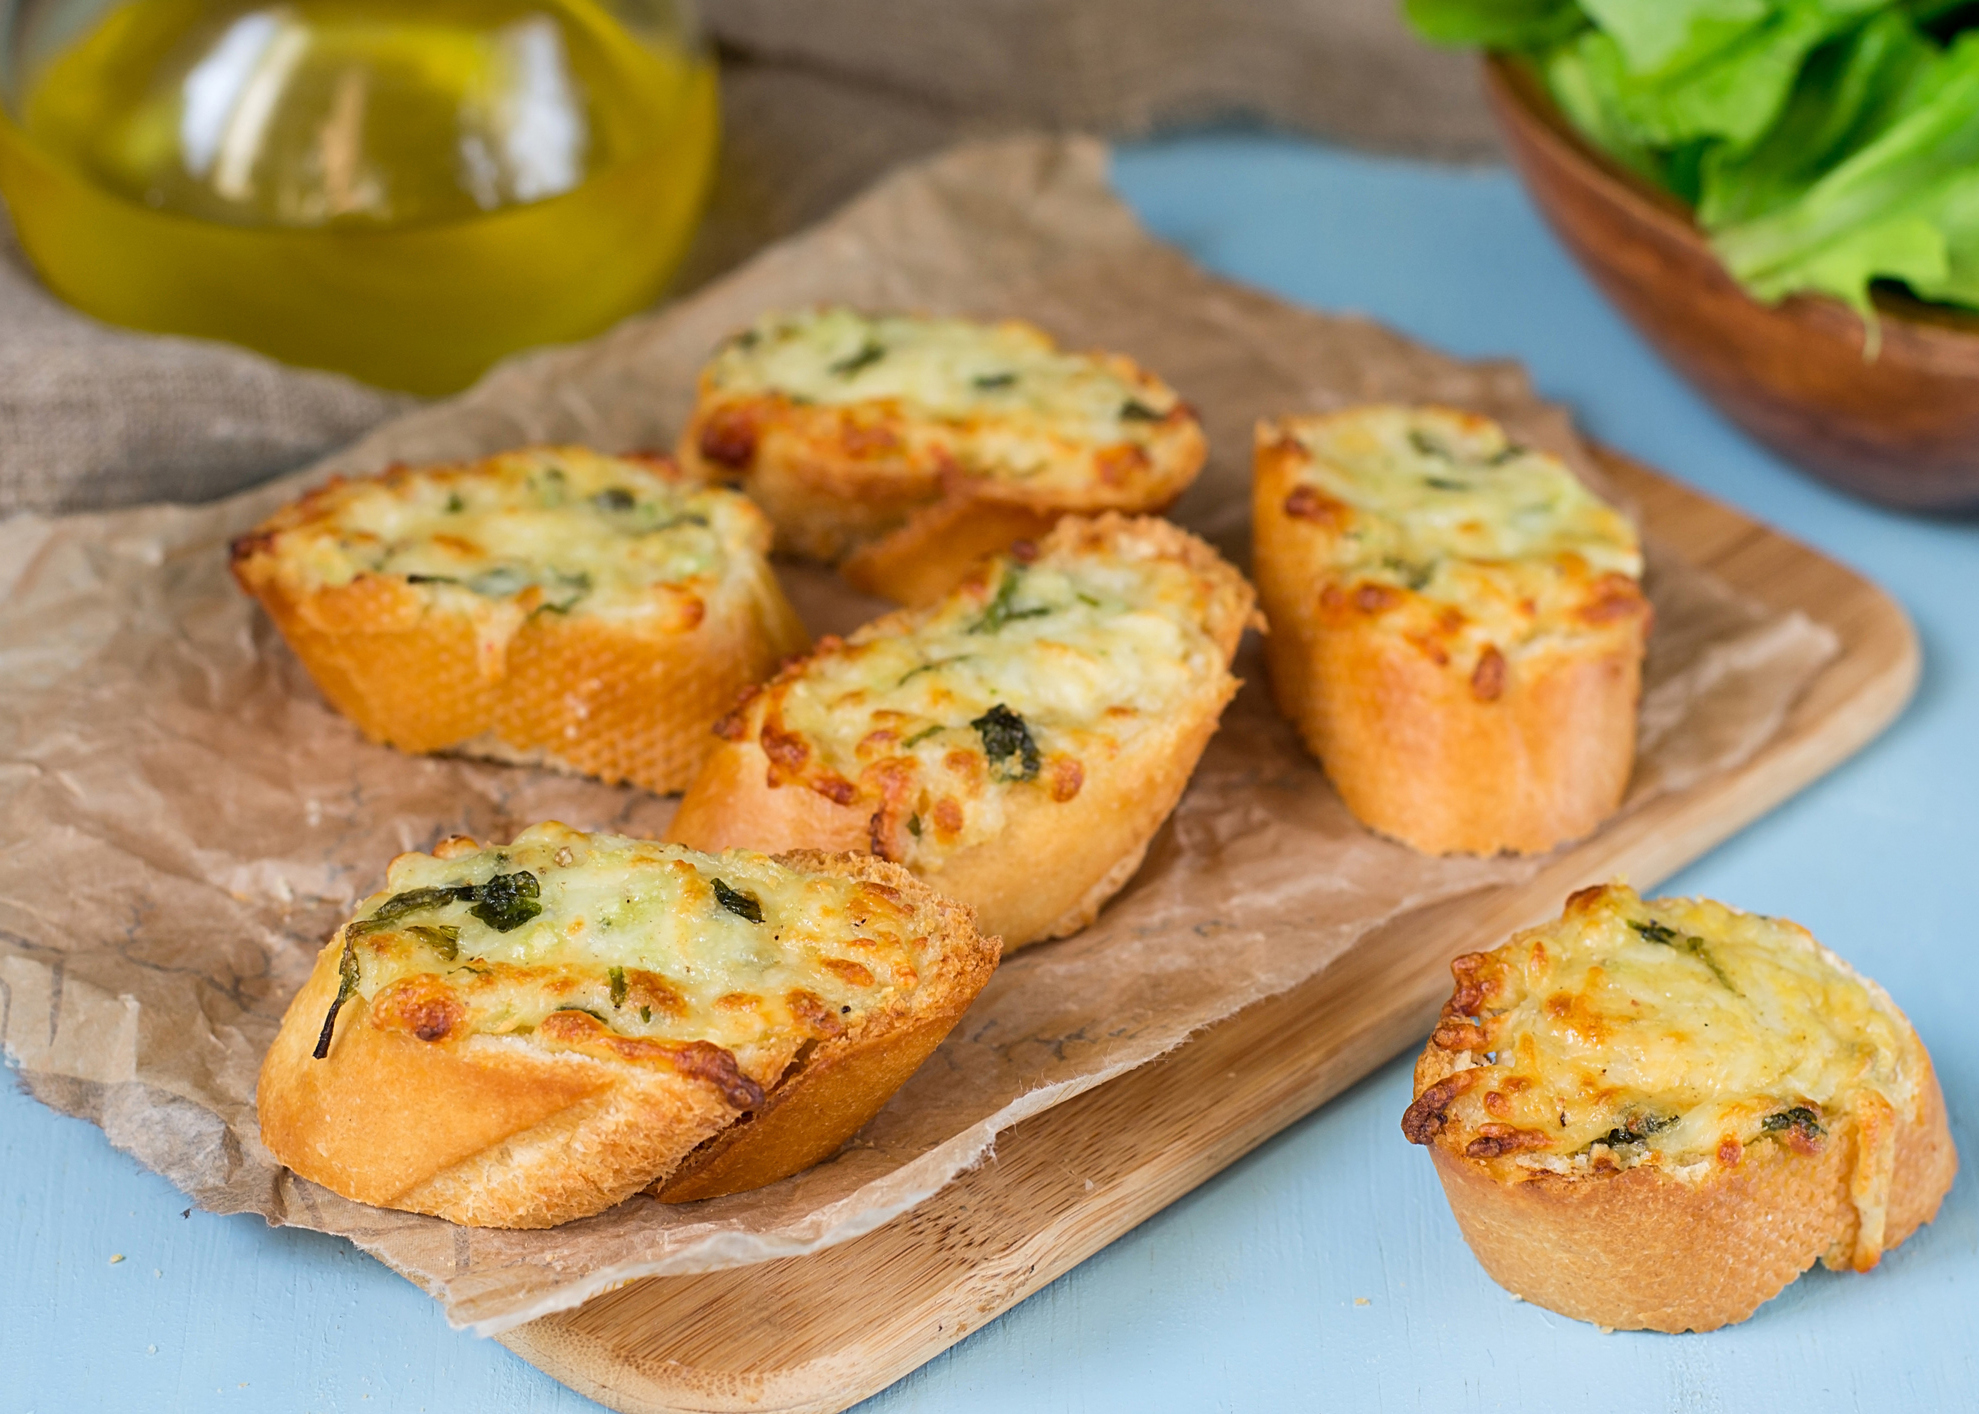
[677,324,1206,605]
[667,514,1255,950]
[231,450,809,794]
[1253,410,1651,855]
[1403,889,1958,1331]
[1422,1066,1955,1332]
[257,849,997,1227]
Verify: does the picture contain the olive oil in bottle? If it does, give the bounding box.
[0,0,718,393]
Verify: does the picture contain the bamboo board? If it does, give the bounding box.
[497,451,1919,1414]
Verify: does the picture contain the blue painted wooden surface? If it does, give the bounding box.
[6,133,1976,1413]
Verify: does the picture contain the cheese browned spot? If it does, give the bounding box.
[323,823,945,1099]
[700,308,1186,491]
[1277,406,1643,673]
[1404,883,1922,1266]
[752,536,1230,869]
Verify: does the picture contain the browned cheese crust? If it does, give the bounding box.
[667,514,1257,950]
[675,310,1207,605]
[1401,884,1957,1331]
[257,828,997,1228]
[1252,406,1652,855]
[231,447,809,794]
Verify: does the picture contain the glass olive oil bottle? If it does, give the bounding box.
[0,0,717,393]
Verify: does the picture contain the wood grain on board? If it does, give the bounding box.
[498,449,1919,1414]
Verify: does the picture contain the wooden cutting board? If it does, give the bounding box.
[496,450,1918,1414]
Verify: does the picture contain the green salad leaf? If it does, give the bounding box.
[1714,32,1979,305]
[1404,0,1979,318]
[1404,0,1586,47]
[1698,10,1939,225]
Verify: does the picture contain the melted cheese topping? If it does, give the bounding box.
[1286,406,1641,595]
[702,308,1181,485]
[763,540,1227,868]
[1437,885,1916,1183]
[337,823,939,1086]
[260,447,755,623]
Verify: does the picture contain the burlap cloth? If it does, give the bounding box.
[0,0,1492,517]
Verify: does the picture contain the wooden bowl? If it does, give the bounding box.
[1483,55,1979,513]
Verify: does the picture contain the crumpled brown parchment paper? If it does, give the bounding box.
[0,136,1837,1335]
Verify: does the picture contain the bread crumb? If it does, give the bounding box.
[108,1253,125,1264]
[1508,1293,1523,1302]
[1354,1297,1370,1306]
[1597,1325,1615,1335]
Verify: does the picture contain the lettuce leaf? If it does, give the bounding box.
[1403,0,1587,47]
[1576,0,1770,77]
[1714,32,1979,286]
[1403,0,1979,313]
[1731,169,1979,318]
[1698,10,1940,226]
[1579,0,1886,149]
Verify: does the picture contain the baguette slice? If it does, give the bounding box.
[677,308,1207,604]
[668,513,1256,950]
[231,446,809,794]
[1254,406,1651,855]
[257,823,997,1227]
[1402,883,1956,1332]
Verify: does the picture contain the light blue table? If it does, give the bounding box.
[6,134,1976,1414]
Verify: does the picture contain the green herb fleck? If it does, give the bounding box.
[592,487,636,512]
[405,924,460,960]
[554,1006,611,1026]
[471,871,542,932]
[405,573,457,587]
[713,877,765,924]
[1424,477,1469,492]
[898,658,965,687]
[640,1005,652,1023]
[536,572,592,614]
[907,814,922,838]
[1594,1112,1677,1150]
[831,340,886,376]
[1119,399,1163,421]
[1408,429,1455,459]
[972,703,1041,782]
[1487,444,1526,465]
[1761,1106,1825,1136]
[645,512,710,534]
[444,492,465,513]
[902,725,942,748]
[969,569,1051,634]
[313,936,362,1060]
[1076,593,1102,607]
[609,966,627,1008]
[973,371,1017,390]
[1382,557,1434,591]
[1635,919,1738,991]
[348,886,476,938]
[465,566,531,598]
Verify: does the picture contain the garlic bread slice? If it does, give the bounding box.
[230,446,808,793]
[678,308,1207,604]
[668,514,1255,950]
[1403,883,1955,1331]
[257,823,996,1227]
[1254,406,1650,855]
